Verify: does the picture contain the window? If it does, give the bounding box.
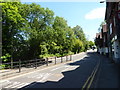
[110,23,112,35]
[118,2,120,10]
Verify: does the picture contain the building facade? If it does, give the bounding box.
[95,1,120,63]
[105,1,120,63]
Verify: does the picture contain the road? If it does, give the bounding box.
[1,50,119,89]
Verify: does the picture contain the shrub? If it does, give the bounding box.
[0,64,5,70]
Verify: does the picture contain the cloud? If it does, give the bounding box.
[85,7,106,20]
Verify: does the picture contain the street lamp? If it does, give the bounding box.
[100,0,105,3]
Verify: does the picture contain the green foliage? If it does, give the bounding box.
[0,64,5,70]
[2,2,89,64]
[40,42,48,55]
[1,53,11,62]
[0,53,11,69]
[39,54,54,58]
[89,41,95,48]
[73,39,84,53]
[72,25,86,41]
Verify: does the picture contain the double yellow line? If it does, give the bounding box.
[82,59,100,90]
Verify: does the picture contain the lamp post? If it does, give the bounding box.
[100,0,105,3]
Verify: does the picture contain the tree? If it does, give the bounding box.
[73,39,83,53]
[53,16,68,54]
[89,41,95,49]
[72,25,88,51]
[19,3,55,59]
[2,2,89,64]
[72,25,86,41]
[2,2,25,61]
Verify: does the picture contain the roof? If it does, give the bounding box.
[96,33,99,38]
[102,24,107,32]
[96,32,102,39]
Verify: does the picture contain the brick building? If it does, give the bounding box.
[95,32,103,54]
[95,1,120,63]
[105,1,120,63]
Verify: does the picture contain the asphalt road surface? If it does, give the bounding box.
[1,50,119,89]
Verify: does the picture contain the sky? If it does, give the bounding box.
[21,1,106,42]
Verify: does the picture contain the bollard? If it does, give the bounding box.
[19,59,21,73]
[35,58,37,69]
[61,57,63,63]
[46,58,48,66]
[55,57,56,64]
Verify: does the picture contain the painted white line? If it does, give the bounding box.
[11,82,27,88]
[64,65,70,67]
[36,74,44,79]
[61,68,69,72]
[50,66,64,71]
[27,74,41,78]
[23,82,36,89]
[5,82,20,88]
[19,83,29,88]
[0,80,11,89]
[40,73,50,80]
[27,73,49,79]
[38,73,52,82]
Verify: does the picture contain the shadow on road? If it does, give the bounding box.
[18,52,99,89]
[18,52,120,89]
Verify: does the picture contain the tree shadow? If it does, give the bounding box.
[18,52,98,89]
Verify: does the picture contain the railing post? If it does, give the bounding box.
[61,57,63,63]
[55,57,56,64]
[19,59,21,73]
[46,58,48,66]
[70,55,72,61]
[66,55,67,62]
[35,58,37,69]
[11,57,13,69]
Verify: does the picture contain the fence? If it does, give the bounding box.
[0,55,72,79]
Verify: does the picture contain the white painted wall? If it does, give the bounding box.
[99,48,103,54]
[113,40,120,61]
[104,47,108,55]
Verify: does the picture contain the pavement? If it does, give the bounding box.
[0,49,119,89]
[94,54,120,88]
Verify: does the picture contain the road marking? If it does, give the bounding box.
[11,82,27,88]
[4,82,20,88]
[37,73,52,82]
[61,68,69,72]
[3,81,29,89]
[19,83,29,88]
[27,73,53,80]
[82,76,91,89]
[87,61,100,89]
[87,64,98,88]
[50,66,64,71]
[40,73,51,81]
[37,74,44,79]
[27,73,43,79]
[0,80,12,89]
[82,58,100,90]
